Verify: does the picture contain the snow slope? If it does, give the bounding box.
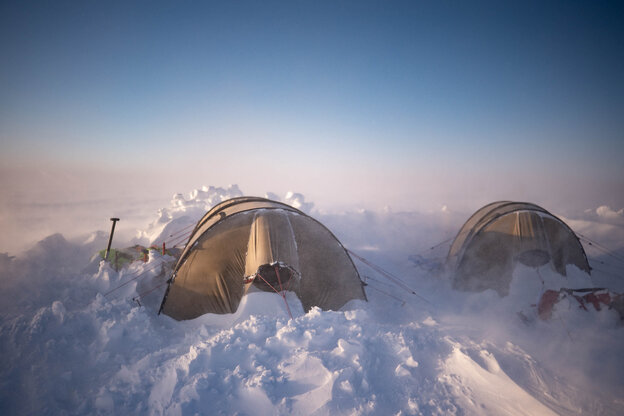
[1,186,623,415]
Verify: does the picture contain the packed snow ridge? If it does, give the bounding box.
[135,185,314,247]
[0,185,623,415]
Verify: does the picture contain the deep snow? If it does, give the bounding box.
[1,186,623,415]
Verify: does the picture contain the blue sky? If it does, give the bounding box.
[1,0,623,213]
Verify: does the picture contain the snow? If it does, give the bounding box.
[135,185,243,246]
[595,206,624,222]
[440,342,558,416]
[1,186,623,415]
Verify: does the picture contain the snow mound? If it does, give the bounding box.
[264,191,314,214]
[135,186,316,248]
[441,341,558,416]
[596,206,624,221]
[135,185,243,246]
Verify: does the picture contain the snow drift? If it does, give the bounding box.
[1,186,623,415]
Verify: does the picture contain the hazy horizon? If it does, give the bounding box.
[1,1,623,252]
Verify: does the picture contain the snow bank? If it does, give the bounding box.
[264,192,314,214]
[135,185,243,246]
[596,206,624,222]
[1,186,623,415]
[135,185,316,248]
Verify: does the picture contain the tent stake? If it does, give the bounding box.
[105,218,120,261]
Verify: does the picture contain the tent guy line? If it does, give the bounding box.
[346,248,431,305]
[255,269,294,320]
[577,233,624,266]
[103,259,165,299]
[133,280,171,306]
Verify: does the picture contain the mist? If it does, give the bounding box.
[2,155,623,256]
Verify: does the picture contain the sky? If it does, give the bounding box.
[1,0,623,251]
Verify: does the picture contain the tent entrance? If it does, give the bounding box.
[514,211,551,268]
[252,262,300,292]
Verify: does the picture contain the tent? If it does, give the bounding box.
[447,201,590,296]
[159,197,366,320]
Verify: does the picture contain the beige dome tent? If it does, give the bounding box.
[447,201,590,296]
[159,197,366,320]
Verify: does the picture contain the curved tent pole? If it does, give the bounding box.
[448,201,549,264]
[173,198,303,274]
[347,248,429,304]
[447,201,512,266]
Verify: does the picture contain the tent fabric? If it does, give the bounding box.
[159,197,366,320]
[244,209,300,279]
[447,201,590,296]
